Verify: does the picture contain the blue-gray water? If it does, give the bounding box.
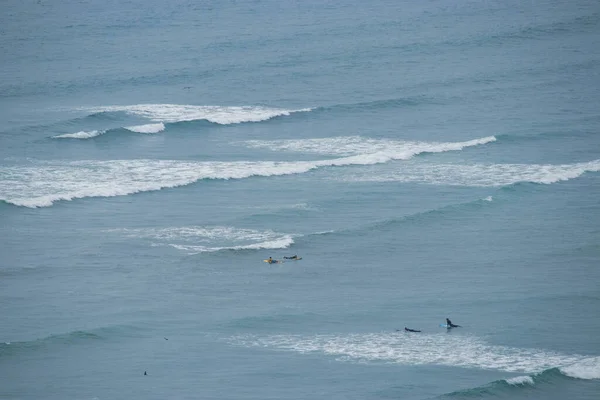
[1,1,600,399]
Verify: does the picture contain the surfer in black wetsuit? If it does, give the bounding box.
[404,327,421,332]
[283,255,299,260]
[446,318,460,328]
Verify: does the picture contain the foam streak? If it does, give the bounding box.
[244,135,497,157]
[114,226,295,254]
[228,333,588,374]
[343,160,600,186]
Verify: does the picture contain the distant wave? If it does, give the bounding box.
[224,312,326,330]
[0,331,100,358]
[243,135,496,157]
[0,325,141,358]
[422,12,600,52]
[42,98,441,139]
[296,196,496,243]
[228,332,598,377]
[314,96,439,113]
[51,123,166,140]
[493,12,600,42]
[80,104,312,124]
[80,98,435,127]
[114,226,295,254]
[365,196,495,232]
[48,104,311,139]
[239,204,321,224]
[494,127,600,144]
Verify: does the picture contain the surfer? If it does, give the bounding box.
[446,318,460,328]
[268,257,274,264]
[283,255,299,260]
[404,327,421,332]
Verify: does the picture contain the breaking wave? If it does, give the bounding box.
[48,104,311,139]
[81,104,312,124]
[2,156,597,208]
[52,130,105,139]
[50,124,165,140]
[243,135,497,157]
[0,135,494,208]
[437,357,600,398]
[124,123,165,133]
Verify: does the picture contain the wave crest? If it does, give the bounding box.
[243,135,496,157]
[82,104,311,124]
[52,130,104,139]
[3,156,598,208]
[505,375,535,385]
[560,356,600,380]
[124,123,165,133]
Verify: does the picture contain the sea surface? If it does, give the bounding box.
[1,0,600,399]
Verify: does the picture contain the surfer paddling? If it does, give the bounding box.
[446,318,461,328]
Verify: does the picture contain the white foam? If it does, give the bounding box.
[228,332,586,374]
[167,236,294,254]
[52,130,104,139]
[244,135,497,157]
[483,196,493,201]
[560,357,600,380]
[124,123,165,133]
[114,226,295,254]
[0,160,314,207]
[342,160,600,187]
[0,153,441,208]
[3,157,598,208]
[84,104,311,124]
[505,376,534,385]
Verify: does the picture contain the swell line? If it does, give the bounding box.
[0,136,494,208]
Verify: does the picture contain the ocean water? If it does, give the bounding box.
[1,0,600,399]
